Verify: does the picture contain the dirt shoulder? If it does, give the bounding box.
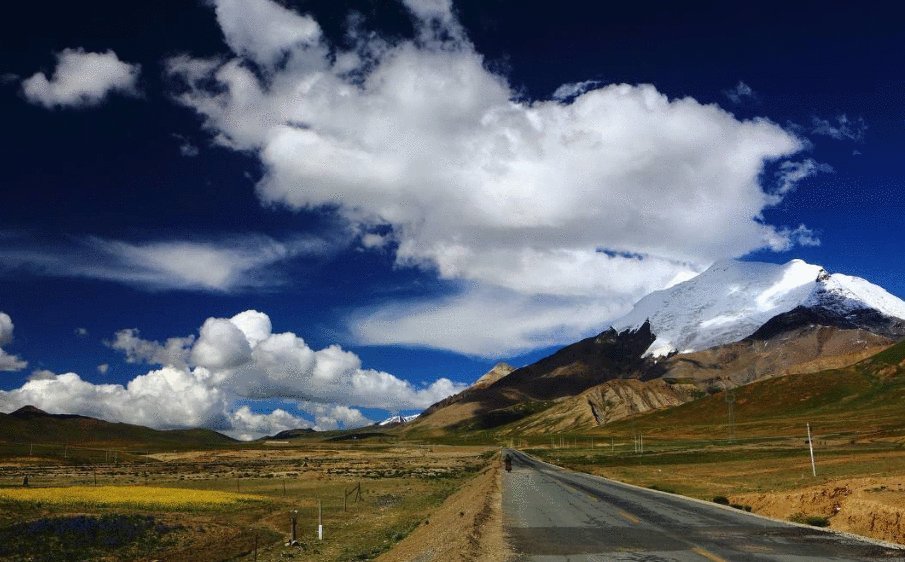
[732,476,905,545]
[378,452,513,562]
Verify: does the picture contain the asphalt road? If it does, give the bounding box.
[502,449,905,561]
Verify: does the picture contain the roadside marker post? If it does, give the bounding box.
[318,499,323,540]
[289,509,298,544]
[807,423,817,477]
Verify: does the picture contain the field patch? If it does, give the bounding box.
[0,514,177,561]
[0,485,263,509]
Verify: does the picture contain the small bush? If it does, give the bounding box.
[712,496,730,505]
[789,512,830,527]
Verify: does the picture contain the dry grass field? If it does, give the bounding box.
[0,443,496,561]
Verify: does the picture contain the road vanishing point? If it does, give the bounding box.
[502,449,905,561]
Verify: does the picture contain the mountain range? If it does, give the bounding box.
[3,258,903,446]
[406,259,905,436]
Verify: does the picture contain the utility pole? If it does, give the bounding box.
[807,423,817,477]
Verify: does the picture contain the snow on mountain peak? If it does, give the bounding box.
[377,413,420,426]
[611,259,905,357]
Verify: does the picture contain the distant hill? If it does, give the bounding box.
[267,427,316,440]
[0,406,236,455]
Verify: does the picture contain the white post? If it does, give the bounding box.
[640,433,644,454]
[318,499,323,540]
[807,423,817,477]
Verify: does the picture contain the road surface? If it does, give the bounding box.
[502,449,905,561]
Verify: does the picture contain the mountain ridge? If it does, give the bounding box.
[409,259,905,435]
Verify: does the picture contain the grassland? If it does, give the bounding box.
[0,443,496,561]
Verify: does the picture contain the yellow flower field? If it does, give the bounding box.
[0,486,263,509]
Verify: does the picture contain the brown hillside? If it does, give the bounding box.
[412,319,896,436]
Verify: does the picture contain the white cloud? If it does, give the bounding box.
[0,368,227,429]
[189,310,467,409]
[227,405,312,440]
[199,311,466,409]
[0,234,335,292]
[0,310,461,437]
[774,158,833,195]
[552,80,601,101]
[166,0,810,355]
[191,318,252,370]
[213,0,322,68]
[299,402,374,431]
[74,327,89,338]
[107,329,194,368]
[724,80,754,104]
[21,48,140,108]
[812,114,867,142]
[28,369,57,381]
[97,363,109,375]
[0,312,27,372]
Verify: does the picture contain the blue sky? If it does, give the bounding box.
[0,0,902,437]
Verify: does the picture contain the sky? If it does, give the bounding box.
[1,0,903,439]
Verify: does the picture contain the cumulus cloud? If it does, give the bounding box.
[0,312,27,372]
[811,114,867,142]
[107,329,194,368]
[97,363,109,375]
[0,234,336,292]
[28,369,57,381]
[166,0,810,355]
[227,405,312,440]
[0,310,462,438]
[724,81,754,104]
[213,0,322,67]
[0,368,227,429]
[299,402,374,431]
[21,48,140,108]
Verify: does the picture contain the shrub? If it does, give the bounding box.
[712,496,730,505]
[789,512,830,527]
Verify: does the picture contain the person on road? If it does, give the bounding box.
[504,453,513,472]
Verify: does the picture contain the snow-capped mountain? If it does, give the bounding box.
[612,259,905,357]
[377,413,420,426]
